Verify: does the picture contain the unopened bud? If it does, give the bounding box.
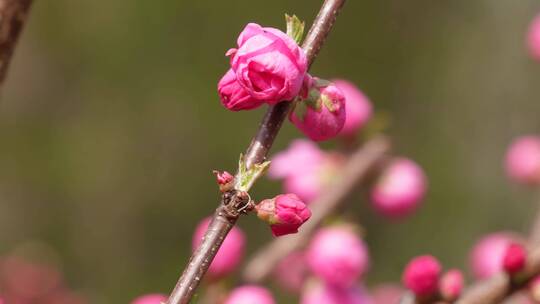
[503,243,526,275]
[213,170,234,192]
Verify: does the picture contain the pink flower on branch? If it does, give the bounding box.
[371,157,427,219]
[256,193,311,236]
[192,217,245,280]
[218,22,308,111]
[290,77,346,141]
[306,225,369,288]
[402,255,441,297]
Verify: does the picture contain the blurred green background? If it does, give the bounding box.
[2,0,540,302]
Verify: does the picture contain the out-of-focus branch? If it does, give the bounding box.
[242,136,391,283]
[0,0,32,86]
[528,192,540,247]
[165,1,347,303]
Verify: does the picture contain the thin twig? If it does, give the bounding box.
[165,1,347,303]
[0,0,32,86]
[242,136,391,283]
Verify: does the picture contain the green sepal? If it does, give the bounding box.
[321,93,338,113]
[235,154,271,192]
[285,14,305,44]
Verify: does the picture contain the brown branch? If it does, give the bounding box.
[0,0,32,86]
[165,1,347,303]
[242,136,391,283]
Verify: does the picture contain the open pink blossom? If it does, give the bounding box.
[333,79,373,136]
[290,78,346,141]
[439,269,464,301]
[227,23,307,104]
[307,225,369,288]
[256,193,311,236]
[371,284,405,304]
[224,285,275,304]
[192,217,245,280]
[402,255,441,297]
[131,294,167,304]
[528,14,540,60]
[370,158,427,219]
[503,243,527,274]
[505,135,540,186]
[469,232,523,279]
[273,251,308,293]
[301,281,372,304]
[218,69,264,111]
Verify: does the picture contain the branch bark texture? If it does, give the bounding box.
[166,1,347,303]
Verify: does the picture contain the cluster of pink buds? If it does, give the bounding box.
[402,255,464,301]
[469,231,525,279]
[217,19,375,143]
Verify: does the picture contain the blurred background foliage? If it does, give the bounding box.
[1,0,540,302]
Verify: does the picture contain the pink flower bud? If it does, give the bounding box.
[192,217,245,280]
[439,269,464,301]
[268,140,344,203]
[213,170,234,192]
[402,255,441,297]
[503,243,527,274]
[227,23,307,104]
[306,226,369,288]
[470,232,524,279]
[371,284,405,304]
[528,14,540,60]
[370,158,427,218]
[289,78,346,141]
[224,285,275,304]
[218,69,264,111]
[505,136,540,186]
[131,294,167,304]
[273,251,308,293]
[301,281,372,304]
[256,193,311,236]
[333,79,373,136]
[268,139,325,180]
